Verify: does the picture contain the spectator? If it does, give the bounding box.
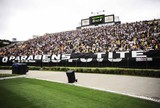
[0,19,160,57]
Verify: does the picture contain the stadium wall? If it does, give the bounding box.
[0,50,160,69]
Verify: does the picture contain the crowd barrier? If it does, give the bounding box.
[0,50,160,69]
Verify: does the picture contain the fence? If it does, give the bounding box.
[0,50,160,69]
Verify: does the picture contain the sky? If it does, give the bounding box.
[0,0,160,41]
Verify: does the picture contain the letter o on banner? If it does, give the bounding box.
[2,57,8,63]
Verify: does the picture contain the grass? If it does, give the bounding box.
[0,74,18,78]
[30,66,160,71]
[1,66,160,77]
[1,66,160,71]
[0,78,160,108]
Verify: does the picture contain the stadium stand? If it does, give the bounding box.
[0,19,160,57]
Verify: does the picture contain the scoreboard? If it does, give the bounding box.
[89,15,105,25]
[81,14,115,27]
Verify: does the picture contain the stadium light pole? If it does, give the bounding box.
[91,10,105,16]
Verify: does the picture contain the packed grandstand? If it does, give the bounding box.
[0,19,160,57]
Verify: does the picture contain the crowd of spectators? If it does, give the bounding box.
[0,19,160,57]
